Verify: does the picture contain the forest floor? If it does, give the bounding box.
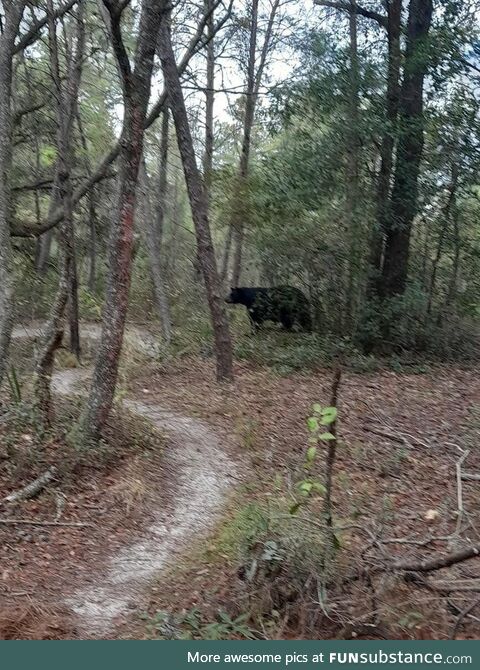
[2,324,480,639]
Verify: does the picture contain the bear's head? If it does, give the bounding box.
[225,287,242,304]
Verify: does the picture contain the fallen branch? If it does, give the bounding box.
[0,519,89,527]
[393,543,480,573]
[455,449,470,535]
[362,426,414,448]
[362,425,432,450]
[3,466,57,503]
[462,473,480,482]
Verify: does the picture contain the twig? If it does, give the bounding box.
[450,596,480,639]
[54,491,66,521]
[381,535,452,547]
[362,426,414,449]
[455,450,470,535]
[3,466,57,503]
[0,519,90,527]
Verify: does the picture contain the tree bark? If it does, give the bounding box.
[79,0,165,445]
[157,8,233,381]
[203,0,215,203]
[344,0,360,331]
[138,151,172,344]
[165,170,183,278]
[0,0,26,389]
[368,0,402,292]
[379,0,434,298]
[76,109,98,293]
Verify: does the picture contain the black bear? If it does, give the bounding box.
[226,286,312,332]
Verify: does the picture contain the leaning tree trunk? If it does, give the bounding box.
[379,0,434,298]
[0,1,26,389]
[157,9,233,381]
[79,0,165,445]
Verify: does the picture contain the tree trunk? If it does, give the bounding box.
[0,1,26,389]
[165,170,182,278]
[204,0,215,202]
[231,0,259,287]
[379,0,434,298]
[139,154,172,344]
[157,9,233,381]
[34,0,84,423]
[230,0,280,286]
[36,229,54,274]
[76,109,98,294]
[426,164,458,316]
[79,0,165,445]
[220,222,233,284]
[442,208,461,319]
[344,0,360,331]
[368,0,402,290]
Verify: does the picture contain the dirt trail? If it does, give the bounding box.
[11,324,242,638]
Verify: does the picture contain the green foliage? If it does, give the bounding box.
[78,288,102,320]
[215,502,270,560]
[289,402,337,515]
[357,284,480,360]
[142,608,256,640]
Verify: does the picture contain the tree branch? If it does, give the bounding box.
[11,0,229,238]
[14,0,78,54]
[313,0,388,29]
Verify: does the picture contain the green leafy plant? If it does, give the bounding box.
[142,608,256,640]
[289,403,337,514]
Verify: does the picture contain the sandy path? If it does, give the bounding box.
[12,324,241,638]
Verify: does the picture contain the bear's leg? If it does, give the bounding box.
[248,308,262,334]
[280,310,293,331]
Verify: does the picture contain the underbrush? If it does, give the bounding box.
[140,387,480,641]
[233,330,434,376]
[357,287,480,362]
[0,393,163,494]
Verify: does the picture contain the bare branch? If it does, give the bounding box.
[393,543,480,573]
[313,0,388,29]
[14,0,78,54]
[11,0,231,238]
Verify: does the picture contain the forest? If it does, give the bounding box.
[1,0,480,641]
